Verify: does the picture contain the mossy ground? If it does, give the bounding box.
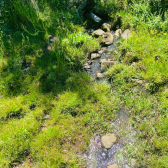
[0,0,168,167]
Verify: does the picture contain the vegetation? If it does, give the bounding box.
[0,0,168,167]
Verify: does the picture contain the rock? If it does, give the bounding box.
[49,35,59,43]
[87,60,94,65]
[131,158,136,167]
[102,32,114,45]
[98,47,107,54]
[101,134,117,149]
[100,59,113,63]
[124,52,139,63]
[114,29,122,38]
[88,28,95,35]
[83,63,91,69]
[47,43,54,51]
[131,79,144,85]
[96,72,105,78]
[121,29,131,39]
[107,164,119,168]
[90,13,102,23]
[92,29,105,36]
[91,53,101,59]
[155,54,161,61]
[100,59,116,70]
[102,23,111,32]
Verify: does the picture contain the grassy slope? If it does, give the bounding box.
[0,0,168,167]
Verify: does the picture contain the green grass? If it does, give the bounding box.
[0,0,168,167]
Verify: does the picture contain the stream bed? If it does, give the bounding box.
[83,33,136,168]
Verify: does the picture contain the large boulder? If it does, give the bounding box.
[102,32,114,45]
[101,134,117,149]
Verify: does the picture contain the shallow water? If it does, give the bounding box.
[84,34,136,168]
[84,108,136,168]
[85,34,119,80]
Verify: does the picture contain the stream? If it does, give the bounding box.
[83,30,136,168]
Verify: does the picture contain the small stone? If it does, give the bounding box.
[100,59,113,63]
[47,44,54,51]
[121,29,131,39]
[131,158,136,167]
[101,134,117,149]
[114,29,122,38]
[102,32,114,45]
[131,79,144,85]
[102,23,111,32]
[155,54,160,61]
[83,63,91,69]
[100,59,116,70]
[107,164,119,168]
[96,72,105,78]
[91,53,101,59]
[87,60,94,65]
[98,47,107,54]
[49,35,59,43]
[92,29,105,36]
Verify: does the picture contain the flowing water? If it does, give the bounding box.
[84,34,136,168]
[84,108,136,168]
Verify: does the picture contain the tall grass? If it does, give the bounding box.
[2,0,44,33]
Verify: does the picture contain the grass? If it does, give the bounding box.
[0,0,168,167]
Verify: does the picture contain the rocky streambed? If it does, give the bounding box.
[83,26,131,81]
[83,19,136,168]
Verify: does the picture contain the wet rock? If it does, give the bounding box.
[91,53,101,59]
[102,32,114,45]
[131,158,136,167]
[114,29,122,38]
[107,164,119,168]
[96,72,105,78]
[100,59,116,70]
[90,13,102,23]
[88,28,95,35]
[101,134,117,149]
[121,29,131,39]
[92,29,105,36]
[83,63,91,69]
[102,23,111,32]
